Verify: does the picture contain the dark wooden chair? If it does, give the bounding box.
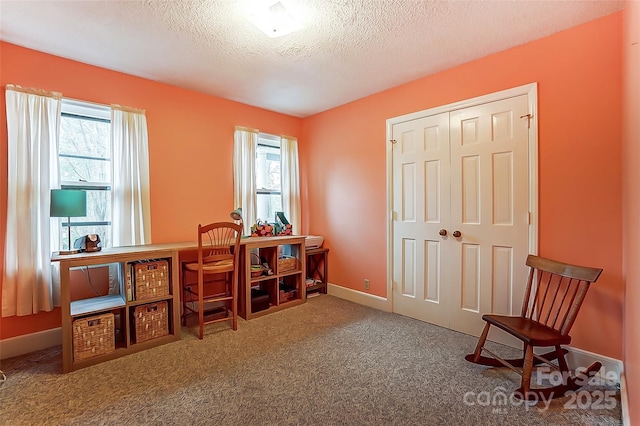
[465,254,603,400]
[181,222,241,339]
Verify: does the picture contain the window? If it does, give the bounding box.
[234,127,299,236]
[57,100,112,250]
[255,133,282,222]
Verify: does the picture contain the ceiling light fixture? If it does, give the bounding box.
[246,0,305,38]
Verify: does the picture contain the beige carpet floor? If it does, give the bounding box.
[0,295,622,425]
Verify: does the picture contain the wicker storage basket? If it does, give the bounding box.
[279,289,298,303]
[278,256,297,273]
[72,313,115,361]
[133,259,169,301]
[279,282,298,303]
[133,301,169,343]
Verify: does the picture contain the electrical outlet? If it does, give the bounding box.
[364,279,370,290]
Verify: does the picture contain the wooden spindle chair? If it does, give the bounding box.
[181,222,241,339]
[465,254,603,400]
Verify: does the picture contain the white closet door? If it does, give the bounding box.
[448,94,531,339]
[391,93,531,342]
[392,112,451,328]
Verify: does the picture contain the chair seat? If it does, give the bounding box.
[482,314,571,346]
[183,259,234,274]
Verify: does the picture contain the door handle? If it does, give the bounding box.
[452,230,462,238]
[439,229,447,237]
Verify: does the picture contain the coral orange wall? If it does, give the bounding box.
[301,13,624,359]
[0,42,302,339]
[622,0,640,422]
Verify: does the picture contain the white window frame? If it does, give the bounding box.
[255,133,282,223]
[57,99,112,249]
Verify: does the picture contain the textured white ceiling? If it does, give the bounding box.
[0,0,624,117]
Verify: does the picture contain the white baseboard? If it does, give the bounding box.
[327,282,390,312]
[621,372,630,426]
[0,327,62,360]
[564,345,623,384]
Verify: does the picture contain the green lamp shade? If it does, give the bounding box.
[230,207,243,221]
[50,189,87,218]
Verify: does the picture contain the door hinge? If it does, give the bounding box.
[520,113,532,129]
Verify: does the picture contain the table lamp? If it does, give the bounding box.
[230,207,244,236]
[50,189,87,255]
[230,207,243,222]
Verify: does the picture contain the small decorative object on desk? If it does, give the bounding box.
[250,213,293,237]
[276,223,293,236]
[251,220,275,237]
[275,212,293,236]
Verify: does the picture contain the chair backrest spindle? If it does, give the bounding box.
[549,277,572,328]
[520,268,535,318]
[541,274,563,324]
[537,271,555,322]
[526,269,545,321]
[559,281,590,335]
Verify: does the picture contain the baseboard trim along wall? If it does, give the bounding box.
[562,345,623,384]
[1,327,62,360]
[327,282,389,312]
[621,372,630,426]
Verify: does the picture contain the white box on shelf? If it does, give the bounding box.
[305,235,324,249]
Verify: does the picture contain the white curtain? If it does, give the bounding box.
[2,85,62,317]
[233,127,258,236]
[110,105,152,246]
[280,135,301,234]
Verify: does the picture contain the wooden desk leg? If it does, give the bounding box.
[322,253,328,293]
[59,261,72,373]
